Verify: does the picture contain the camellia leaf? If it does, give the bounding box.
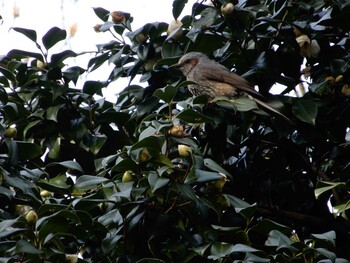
[208,242,233,260]
[11,27,37,43]
[265,230,297,251]
[93,7,110,22]
[7,49,44,61]
[175,109,213,123]
[16,141,42,161]
[136,258,166,263]
[315,181,347,199]
[42,27,66,51]
[15,239,42,254]
[148,172,170,193]
[172,0,188,20]
[153,85,177,104]
[83,80,106,96]
[50,50,77,67]
[230,244,260,253]
[46,160,84,173]
[312,230,336,246]
[292,99,318,125]
[74,175,109,190]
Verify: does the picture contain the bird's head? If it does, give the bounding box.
[171,52,208,76]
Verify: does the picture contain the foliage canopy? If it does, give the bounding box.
[1,0,350,262]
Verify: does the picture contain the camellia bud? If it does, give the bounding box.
[36,60,46,69]
[208,173,228,193]
[25,210,38,225]
[144,58,157,71]
[111,11,126,24]
[69,22,78,38]
[341,84,350,96]
[138,148,151,163]
[40,190,52,198]
[169,125,186,138]
[296,35,320,58]
[178,144,192,157]
[335,75,344,83]
[167,19,183,41]
[93,24,102,33]
[136,33,148,44]
[122,170,133,183]
[4,127,17,138]
[66,254,78,263]
[221,3,235,16]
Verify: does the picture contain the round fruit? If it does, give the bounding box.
[4,127,17,138]
[25,210,38,225]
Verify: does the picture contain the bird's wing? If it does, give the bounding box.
[200,64,262,97]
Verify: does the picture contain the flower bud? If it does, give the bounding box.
[93,24,102,33]
[169,125,186,137]
[167,20,183,41]
[136,33,148,44]
[122,170,133,183]
[69,22,78,37]
[4,127,17,138]
[138,148,151,163]
[335,75,344,83]
[296,35,320,58]
[342,84,350,96]
[178,144,192,157]
[25,210,38,225]
[221,3,235,16]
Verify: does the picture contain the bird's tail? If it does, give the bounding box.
[252,97,291,123]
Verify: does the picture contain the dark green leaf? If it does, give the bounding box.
[50,50,77,67]
[93,7,110,22]
[82,80,106,96]
[292,99,318,125]
[75,175,109,190]
[153,85,177,104]
[172,0,188,20]
[15,240,42,254]
[42,27,66,50]
[11,27,37,43]
[7,49,44,61]
[175,109,213,123]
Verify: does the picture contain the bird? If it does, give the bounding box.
[172,52,289,121]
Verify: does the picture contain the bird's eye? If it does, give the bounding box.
[185,59,191,64]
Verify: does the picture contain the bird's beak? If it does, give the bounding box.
[169,62,181,69]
